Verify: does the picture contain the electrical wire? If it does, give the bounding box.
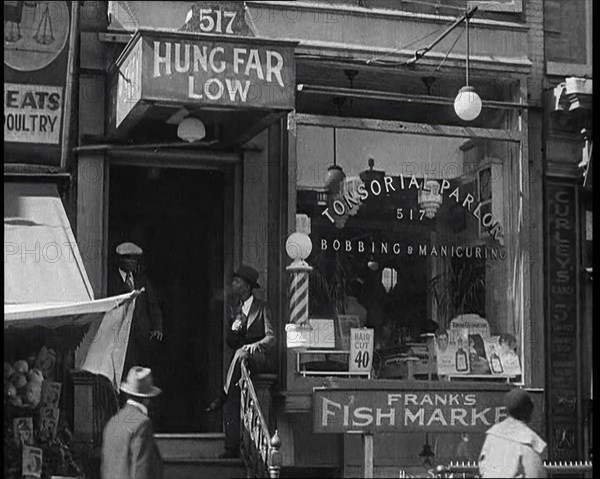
[366,16,458,65]
[435,22,464,71]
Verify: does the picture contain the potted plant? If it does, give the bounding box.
[428,258,486,330]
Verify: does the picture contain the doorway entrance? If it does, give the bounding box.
[108,164,229,432]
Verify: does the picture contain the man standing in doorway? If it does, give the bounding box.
[206,265,276,458]
[109,242,164,374]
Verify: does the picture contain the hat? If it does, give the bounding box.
[116,242,143,256]
[504,389,533,420]
[233,265,260,289]
[120,367,161,397]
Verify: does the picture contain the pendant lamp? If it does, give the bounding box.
[454,14,482,121]
[324,127,346,193]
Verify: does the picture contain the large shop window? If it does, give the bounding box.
[295,124,525,382]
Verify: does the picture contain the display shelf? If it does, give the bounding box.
[295,350,372,379]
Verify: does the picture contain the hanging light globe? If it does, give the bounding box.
[177,117,206,142]
[454,86,482,121]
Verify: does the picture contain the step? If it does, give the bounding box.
[154,433,225,459]
[163,457,246,479]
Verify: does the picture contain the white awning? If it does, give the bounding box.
[4,291,139,390]
[4,292,135,325]
[4,182,95,305]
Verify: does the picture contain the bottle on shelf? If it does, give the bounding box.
[455,337,469,372]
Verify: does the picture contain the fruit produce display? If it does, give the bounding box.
[4,347,84,479]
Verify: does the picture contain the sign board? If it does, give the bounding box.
[308,318,335,348]
[336,315,361,350]
[4,1,77,167]
[349,328,374,373]
[181,2,256,37]
[4,84,63,144]
[108,29,296,135]
[545,181,581,460]
[449,314,491,338]
[313,389,509,434]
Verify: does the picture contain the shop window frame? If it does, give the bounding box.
[290,105,532,387]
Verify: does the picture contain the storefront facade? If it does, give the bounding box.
[6,1,591,477]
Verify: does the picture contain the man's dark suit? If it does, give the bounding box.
[101,403,163,479]
[223,295,276,451]
[225,296,276,377]
[109,270,163,372]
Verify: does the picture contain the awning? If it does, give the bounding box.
[4,182,95,304]
[4,182,138,389]
[4,291,139,390]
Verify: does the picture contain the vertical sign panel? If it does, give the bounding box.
[546,181,581,460]
[4,1,78,167]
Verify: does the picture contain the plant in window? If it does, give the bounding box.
[309,248,354,317]
[428,257,486,329]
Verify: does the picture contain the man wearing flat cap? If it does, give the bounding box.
[109,242,164,373]
[101,366,163,479]
[206,265,276,458]
[479,389,547,477]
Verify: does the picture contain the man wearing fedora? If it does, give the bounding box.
[109,242,164,374]
[101,366,163,479]
[206,265,276,458]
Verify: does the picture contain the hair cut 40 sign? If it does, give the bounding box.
[349,328,374,373]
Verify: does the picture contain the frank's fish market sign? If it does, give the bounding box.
[313,389,508,433]
[109,30,296,132]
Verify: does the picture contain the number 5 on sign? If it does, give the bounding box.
[349,328,374,373]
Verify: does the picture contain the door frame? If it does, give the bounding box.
[105,149,243,391]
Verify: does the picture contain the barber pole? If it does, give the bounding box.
[288,266,310,325]
[285,232,313,348]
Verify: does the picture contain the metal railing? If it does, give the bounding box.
[435,460,593,477]
[239,359,282,478]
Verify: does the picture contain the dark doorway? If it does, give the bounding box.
[108,165,227,432]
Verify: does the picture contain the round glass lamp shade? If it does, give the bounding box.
[177,117,206,142]
[324,165,346,193]
[286,232,312,261]
[454,86,482,121]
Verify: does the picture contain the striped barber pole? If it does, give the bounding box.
[289,270,309,325]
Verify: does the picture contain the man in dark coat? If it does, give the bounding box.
[108,242,163,374]
[206,265,276,458]
[101,366,163,479]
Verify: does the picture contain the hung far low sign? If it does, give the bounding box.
[313,389,509,434]
[108,29,296,135]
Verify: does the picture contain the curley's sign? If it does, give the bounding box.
[313,388,509,434]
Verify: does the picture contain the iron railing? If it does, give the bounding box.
[435,460,593,477]
[239,359,282,478]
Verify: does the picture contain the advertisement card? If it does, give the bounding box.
[349,328,374,373]
[13,417,33,444]
[336,315,361,350]
[434,328,471,375]
[41,381,62,408]
[39,407,60,442]
[22,445,43,478]
[483,335,522,376]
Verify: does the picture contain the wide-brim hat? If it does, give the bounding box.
[233,265,260,289]
[116,242,143,256]
[120,366,161,397]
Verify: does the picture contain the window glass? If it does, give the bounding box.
[296,124,524,380]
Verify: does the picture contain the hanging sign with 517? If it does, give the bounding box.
[181,2,255,37]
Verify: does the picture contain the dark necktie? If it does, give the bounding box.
[126,272,135,291]
[237,303,248,329]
